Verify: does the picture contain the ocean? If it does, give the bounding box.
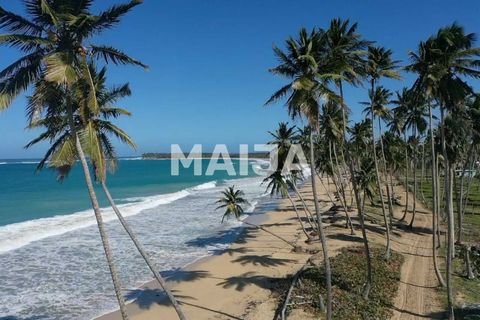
[0,158,277,319]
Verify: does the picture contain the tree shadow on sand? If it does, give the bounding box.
[327,233,364,243]
[231,254,295,267]
[125,288,194,309]
[393,306,480,319]
[217,272,277,291]
[163,269,211,283]
[209,246,251,256]
[185,227,256,247]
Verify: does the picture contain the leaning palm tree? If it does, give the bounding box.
[0,2,146,318]
[266,28,334,318]
[216,186,296,248]
[26,65,188,320]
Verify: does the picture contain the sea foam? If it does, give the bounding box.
[0,188,193,254]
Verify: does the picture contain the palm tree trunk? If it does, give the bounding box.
[286,192,311,240]
[436,156,442,248]
[371,110,392,259]
[440,106,455,320]
[400,132,409,221]
[420,142,427,204]
[378,118,395,226]
[429,104,446,287]
[360,191,373,299]
[339,80,372,299]
[75,136,129,320]
[446,166,455,320]
[410,126,418,228]
[461,153,476,217]
[291,184,316,230]
[457,144,473,244]
[101,182,188,320]
[310,130,332,319]
[331,142,354,233]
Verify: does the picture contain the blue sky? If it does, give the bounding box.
[0,0,479,158]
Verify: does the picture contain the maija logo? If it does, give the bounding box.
[170,144,308,176]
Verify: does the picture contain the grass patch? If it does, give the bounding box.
[278,246,403,320]
[403,172,480,314]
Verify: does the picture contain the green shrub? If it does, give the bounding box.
[286,246,403,320]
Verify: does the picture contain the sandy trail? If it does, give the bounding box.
[390,186,444,319]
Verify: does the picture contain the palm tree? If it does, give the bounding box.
[266,28,335,318]
[266,122,314,238]
[26,65,188,320]
[363,46,400,259]
[0,0,147,110]
[0,2,146,318]
[362,85,394,259]
[348,121,375,298]
[391,89,412,221]
[263,170,313,239]
[407,23,480,320]
[401,91,428,228]
[216,186,296,248]
[324,17,369,215]
[319,101,354,233]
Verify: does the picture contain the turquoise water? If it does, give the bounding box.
[0,158,276,319]
[0,158,259,226]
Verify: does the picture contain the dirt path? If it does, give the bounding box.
[390,186,444,319]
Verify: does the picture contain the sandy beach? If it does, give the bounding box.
[98,177,444,320]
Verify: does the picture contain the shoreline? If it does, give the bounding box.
[96,181,314,320]
[95,194,280,319]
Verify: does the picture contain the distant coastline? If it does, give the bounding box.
[141,152,270,159]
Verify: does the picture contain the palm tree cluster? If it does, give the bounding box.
[265,19,480,320]
[0,1,186,320]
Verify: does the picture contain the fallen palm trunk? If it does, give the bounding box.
[277,263,312,320]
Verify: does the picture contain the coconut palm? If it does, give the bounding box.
[401,91,428,228]
[25,64,188,320]
[266,28,335,318]
[319,101,354,233]
[362,85,394,259]
[348,127,375,299]
[0,2,146,318]
[0,0,147,110]
[391,89,413,221]
[216,186,296,248]
[407,23,480,319]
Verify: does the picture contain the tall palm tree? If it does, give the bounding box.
[0,0,147,110]
[348,121,375,298]
[319,101,354,233]
[364,46,400,259]
[391,89,412,221]
[216,186,296,248]
[324,17,369,211]
[26,65,188,320]
[362,85,394,259]
[407,23,480,320]
[0,2,146,318]
[401,91,428,228]
[266,28,335,318]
